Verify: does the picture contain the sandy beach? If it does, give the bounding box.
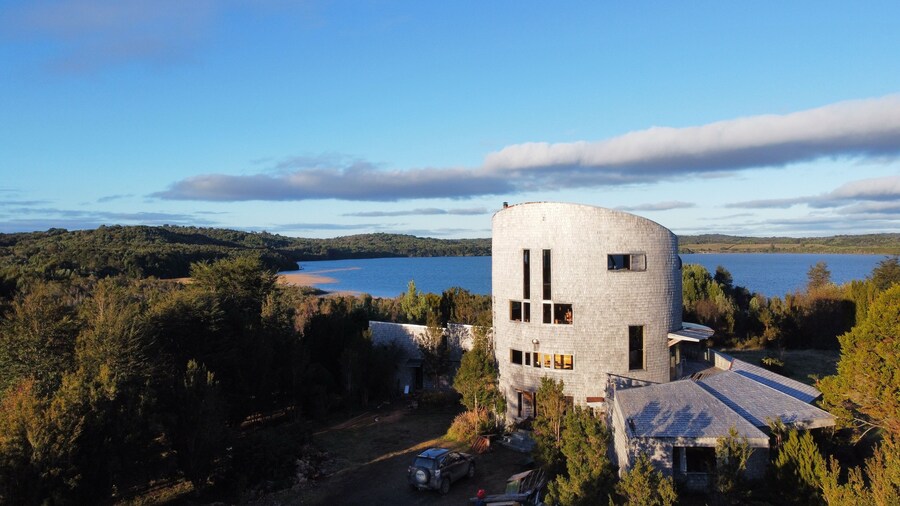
[277,272,338,286]
[167,272,337,287]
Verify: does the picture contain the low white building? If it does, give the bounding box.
[369,321,475,392]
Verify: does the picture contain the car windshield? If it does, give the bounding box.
[414,457,436,469]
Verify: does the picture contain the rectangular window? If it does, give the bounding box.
[629,325,644,370]
[525,352,531,366]
[608,253,647,271]
[553,354,574,370]
[554,303,573,324]
[523,249,531,299]
[509,300,522,322]
[543,353,552,368]
[533,352,541,368]
[543,303,552,324]
[511,349,523,365]
[523,302,531,323]
[542,249,552,299]
[510,301,522,321]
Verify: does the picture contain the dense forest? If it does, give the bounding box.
[1,225,897,285]
[0,224,898,503]
[0,225,493,281]
[0,256,491,504]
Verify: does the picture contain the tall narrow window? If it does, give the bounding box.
[543,303,552,324]
[523,302,531,323]
[629,325,644,370]
[542,249,551,300]
[523,249,531,299]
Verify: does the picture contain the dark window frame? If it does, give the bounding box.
[510,349,523,365]
[628,325,644,371]
[510,300,522,321]
[542,249,552,300]
[608,253,647,272]
[523,249,531,299]
[553,303,573,324]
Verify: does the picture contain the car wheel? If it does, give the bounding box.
[440,477,450,495]
[467,462,475,478]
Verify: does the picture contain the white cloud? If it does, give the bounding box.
[616,201,695,212]
[484,95,900,178]
[155,95,900,202]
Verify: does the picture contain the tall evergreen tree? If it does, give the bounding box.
[453,326,503,414]
[546,406,616,506]
[820,285,900,437]
[615,454,677,506]
[533,377,568,477]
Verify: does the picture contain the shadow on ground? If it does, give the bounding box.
[251,401,531,505]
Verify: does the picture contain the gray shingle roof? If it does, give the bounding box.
[729,359,822,403]
[615,380,767,442]
[698,371,835,430]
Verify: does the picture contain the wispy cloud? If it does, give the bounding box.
[153,95,900,202]
[343,207,490,217]
[616,201,695,212]
[0,199,49,207]
[0,207,212,233]
[153,159,513,201]
[265,222,398,232]
[404,227,491,238]
[727,175,900,210]
[97,193,134,203]
[2,0,220,73]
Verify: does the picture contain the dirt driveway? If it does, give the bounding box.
[255,402,530,505]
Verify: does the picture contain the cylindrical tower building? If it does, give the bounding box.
[492,202,683,420]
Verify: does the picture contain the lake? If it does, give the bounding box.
[283,253,888,299]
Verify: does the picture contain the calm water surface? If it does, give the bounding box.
[283,253,886,299]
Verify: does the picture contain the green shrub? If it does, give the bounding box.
[760,356,785,374]
[446,409,490,443]
[418,390,460,407]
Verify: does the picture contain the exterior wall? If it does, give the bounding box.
[369,321,475,360]
[368,321,476,391]
[492,202,682,421]
[611,397,632,470]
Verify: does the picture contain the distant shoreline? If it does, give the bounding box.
[277,272,338,286]
[169,272,339,287]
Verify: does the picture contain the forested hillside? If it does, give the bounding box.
[0,226,492,280]
[680,233,900,254]
[1,225,897,283]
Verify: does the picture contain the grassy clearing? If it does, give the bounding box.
[720,348,840,385]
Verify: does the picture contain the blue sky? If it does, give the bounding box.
[1,1,899,239]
